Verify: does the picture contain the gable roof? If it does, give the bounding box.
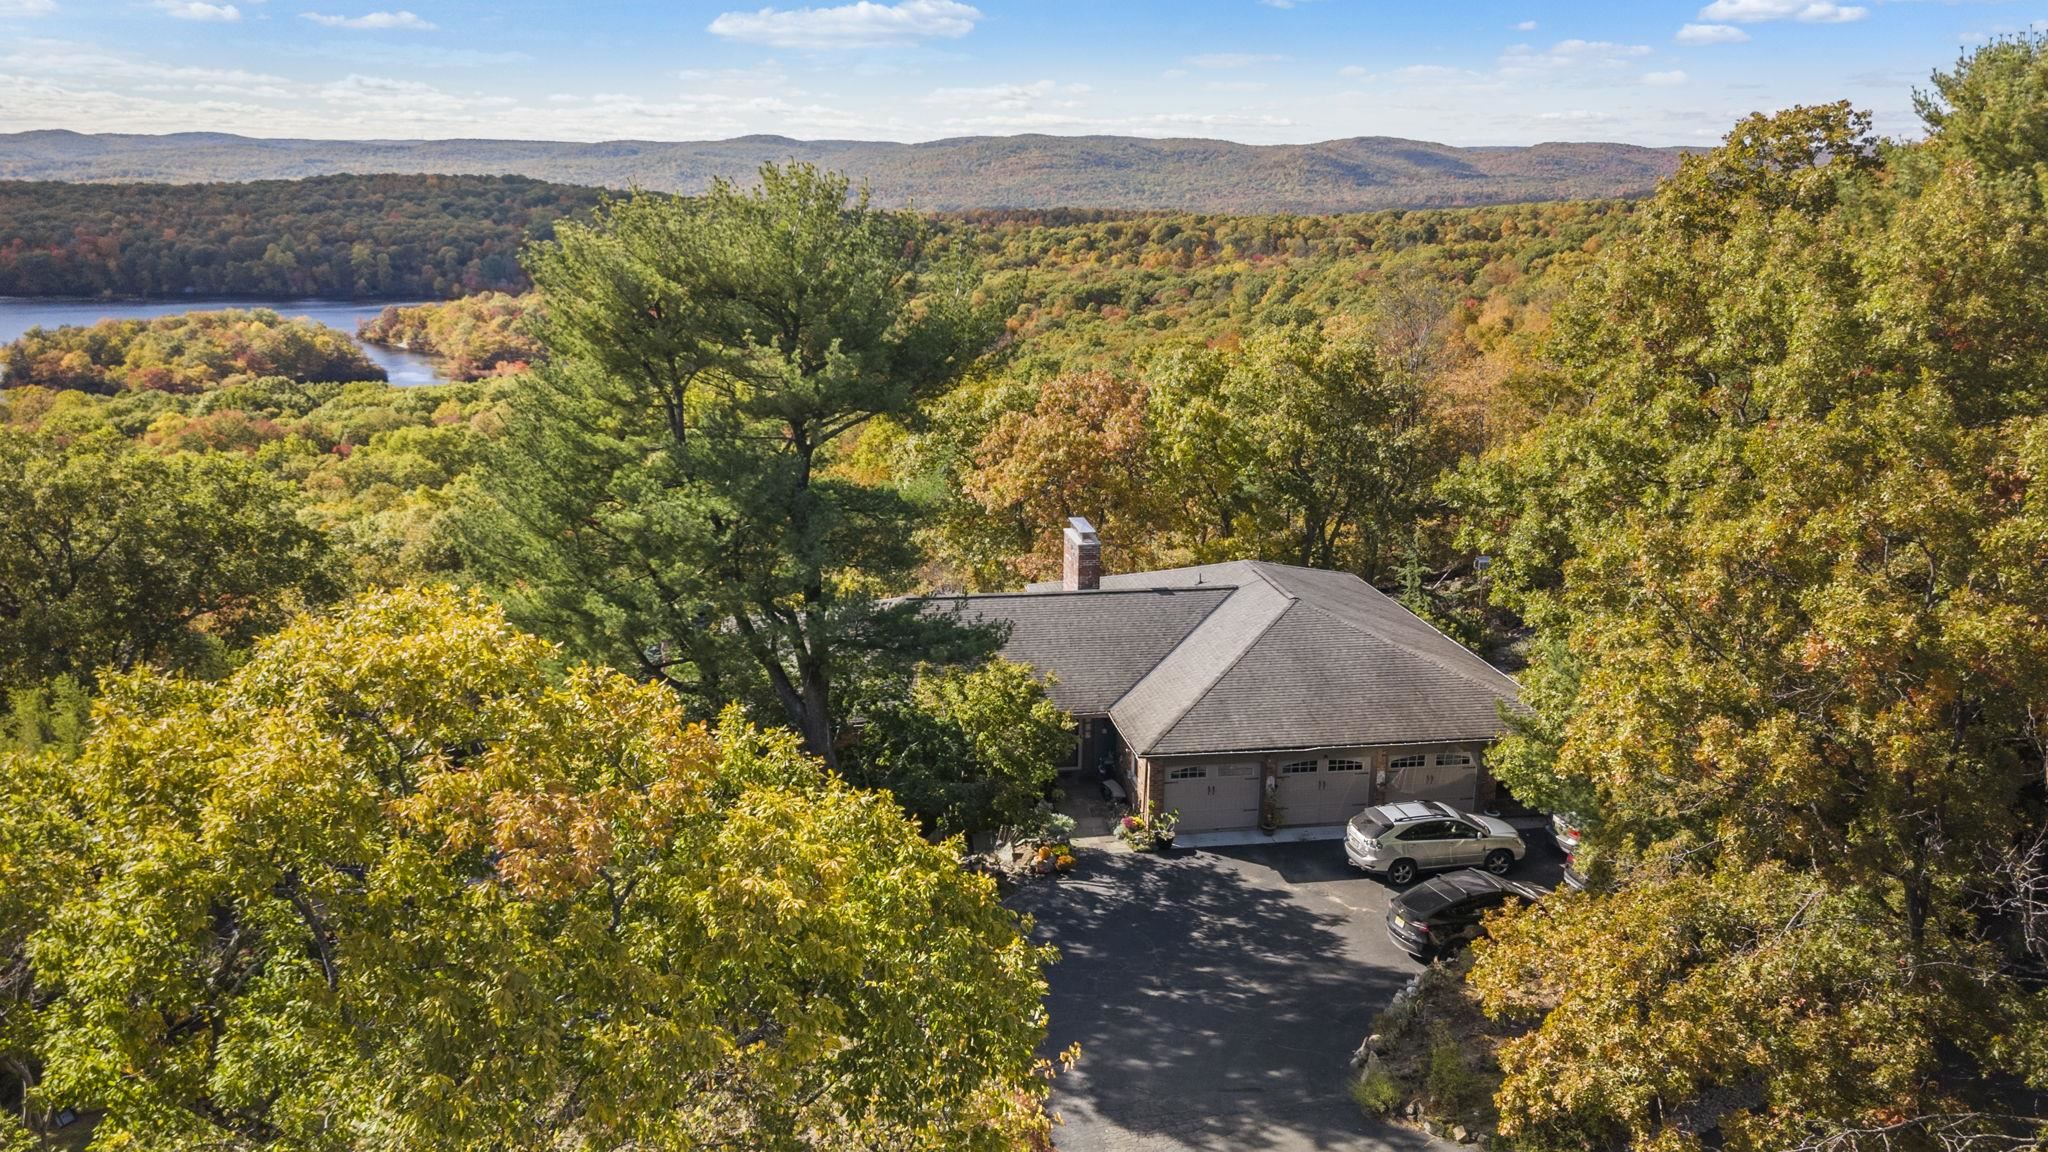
[927,585,1233,716]
[947,560,1521,757]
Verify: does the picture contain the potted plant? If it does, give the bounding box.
[1116,814,1151,850]
[1116,809,1181,852]
[1150,808,1180,851]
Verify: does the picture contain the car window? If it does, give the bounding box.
[1398,820,1448,840]
[1394,881,1460,917]
[1441,891,1509,923]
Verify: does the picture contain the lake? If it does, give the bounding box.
[0,297,447,386]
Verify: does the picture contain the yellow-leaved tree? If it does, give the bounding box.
[1451,37,2048,1152]
[2,586,1054,1151]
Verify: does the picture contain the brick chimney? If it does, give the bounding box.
[1062,517,1101,591]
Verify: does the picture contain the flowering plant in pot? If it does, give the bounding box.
[1116,809,1181,852]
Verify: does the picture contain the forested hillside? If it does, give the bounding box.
[0,173,602,298]
[5,32,2048,1150]
[328,195,1625,593]
[946,198,1627,374]
[0,130,1689,213]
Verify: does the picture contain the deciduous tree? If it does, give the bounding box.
[0,428,333,689]
[1450,52,2048,1149]
[1151,328,1452,579]
[3,587,1055,1150]
[843,657,1074,837]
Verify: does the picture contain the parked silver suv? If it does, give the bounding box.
[1345,801,1526,886]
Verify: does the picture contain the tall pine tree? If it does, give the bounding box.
[466,166,999,764]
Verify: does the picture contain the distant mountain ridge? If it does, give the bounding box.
[0,130,1692,213]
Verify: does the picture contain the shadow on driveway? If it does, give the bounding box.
[1012,844,1449,1152]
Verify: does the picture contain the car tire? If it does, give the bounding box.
[1484,848,1514,875]
[1386,858,1417,886]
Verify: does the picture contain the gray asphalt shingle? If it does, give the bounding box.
[941,559,1521,757]
[931,586,1234,716]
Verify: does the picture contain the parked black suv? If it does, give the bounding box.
[1385,868,1546,962]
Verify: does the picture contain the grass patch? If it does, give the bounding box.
[1350,956,1523,1145]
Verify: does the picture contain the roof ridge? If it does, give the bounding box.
[930,585,1241,601]
[1116,582,1296,756]
[1240,560,1302,601]
[1236,563,1521,694]
[1298,594,1521,695]
[1099,582,1240,716]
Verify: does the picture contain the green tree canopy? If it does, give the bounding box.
[1449,50,2048,1151]
[842,657,1075,838]
[1,586,1053,1151]
[0,428,333,690]
[466,165,1000,764]
[1149,326,1453,578]
[932,326,1460,588]
[1916,31,2048,179]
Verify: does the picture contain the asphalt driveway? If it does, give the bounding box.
[1010,840,1473,1152]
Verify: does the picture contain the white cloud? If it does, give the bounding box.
[301,10,436,30]
[921,78,1087,110]
[1501,39,1653,71]
[0,0,57,16]
[1184,52,1287,68]
[673,62,788,86]
[1675,22,1750,44]
[707,0,980,50]
[155,0,240,19]
[1514,20,1536,31]
[1389,64,1477,81]
[3,39,288,92]
[0,0,1922,149]
[1697,0,1867,24]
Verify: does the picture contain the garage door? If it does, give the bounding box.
[1275,756,1375,826]
[1160,762,1260,832]
[1382,751,1479,808]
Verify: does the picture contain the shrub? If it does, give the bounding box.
[1353,1068,1403,1116]
[1425,1034,1484,1118]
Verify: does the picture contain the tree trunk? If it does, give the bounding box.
[797,659,837,771]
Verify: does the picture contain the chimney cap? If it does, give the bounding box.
[1064,516,1098,543]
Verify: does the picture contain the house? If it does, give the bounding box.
[930,518,1522,834]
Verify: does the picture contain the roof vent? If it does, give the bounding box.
[1062,517,1101,592]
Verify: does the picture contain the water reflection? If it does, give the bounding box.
[0,297,446,387]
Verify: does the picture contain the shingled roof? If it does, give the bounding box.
[945,559,1520,758]
[927,585,1233,716]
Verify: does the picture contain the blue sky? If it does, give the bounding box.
[0,0,2042,144]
